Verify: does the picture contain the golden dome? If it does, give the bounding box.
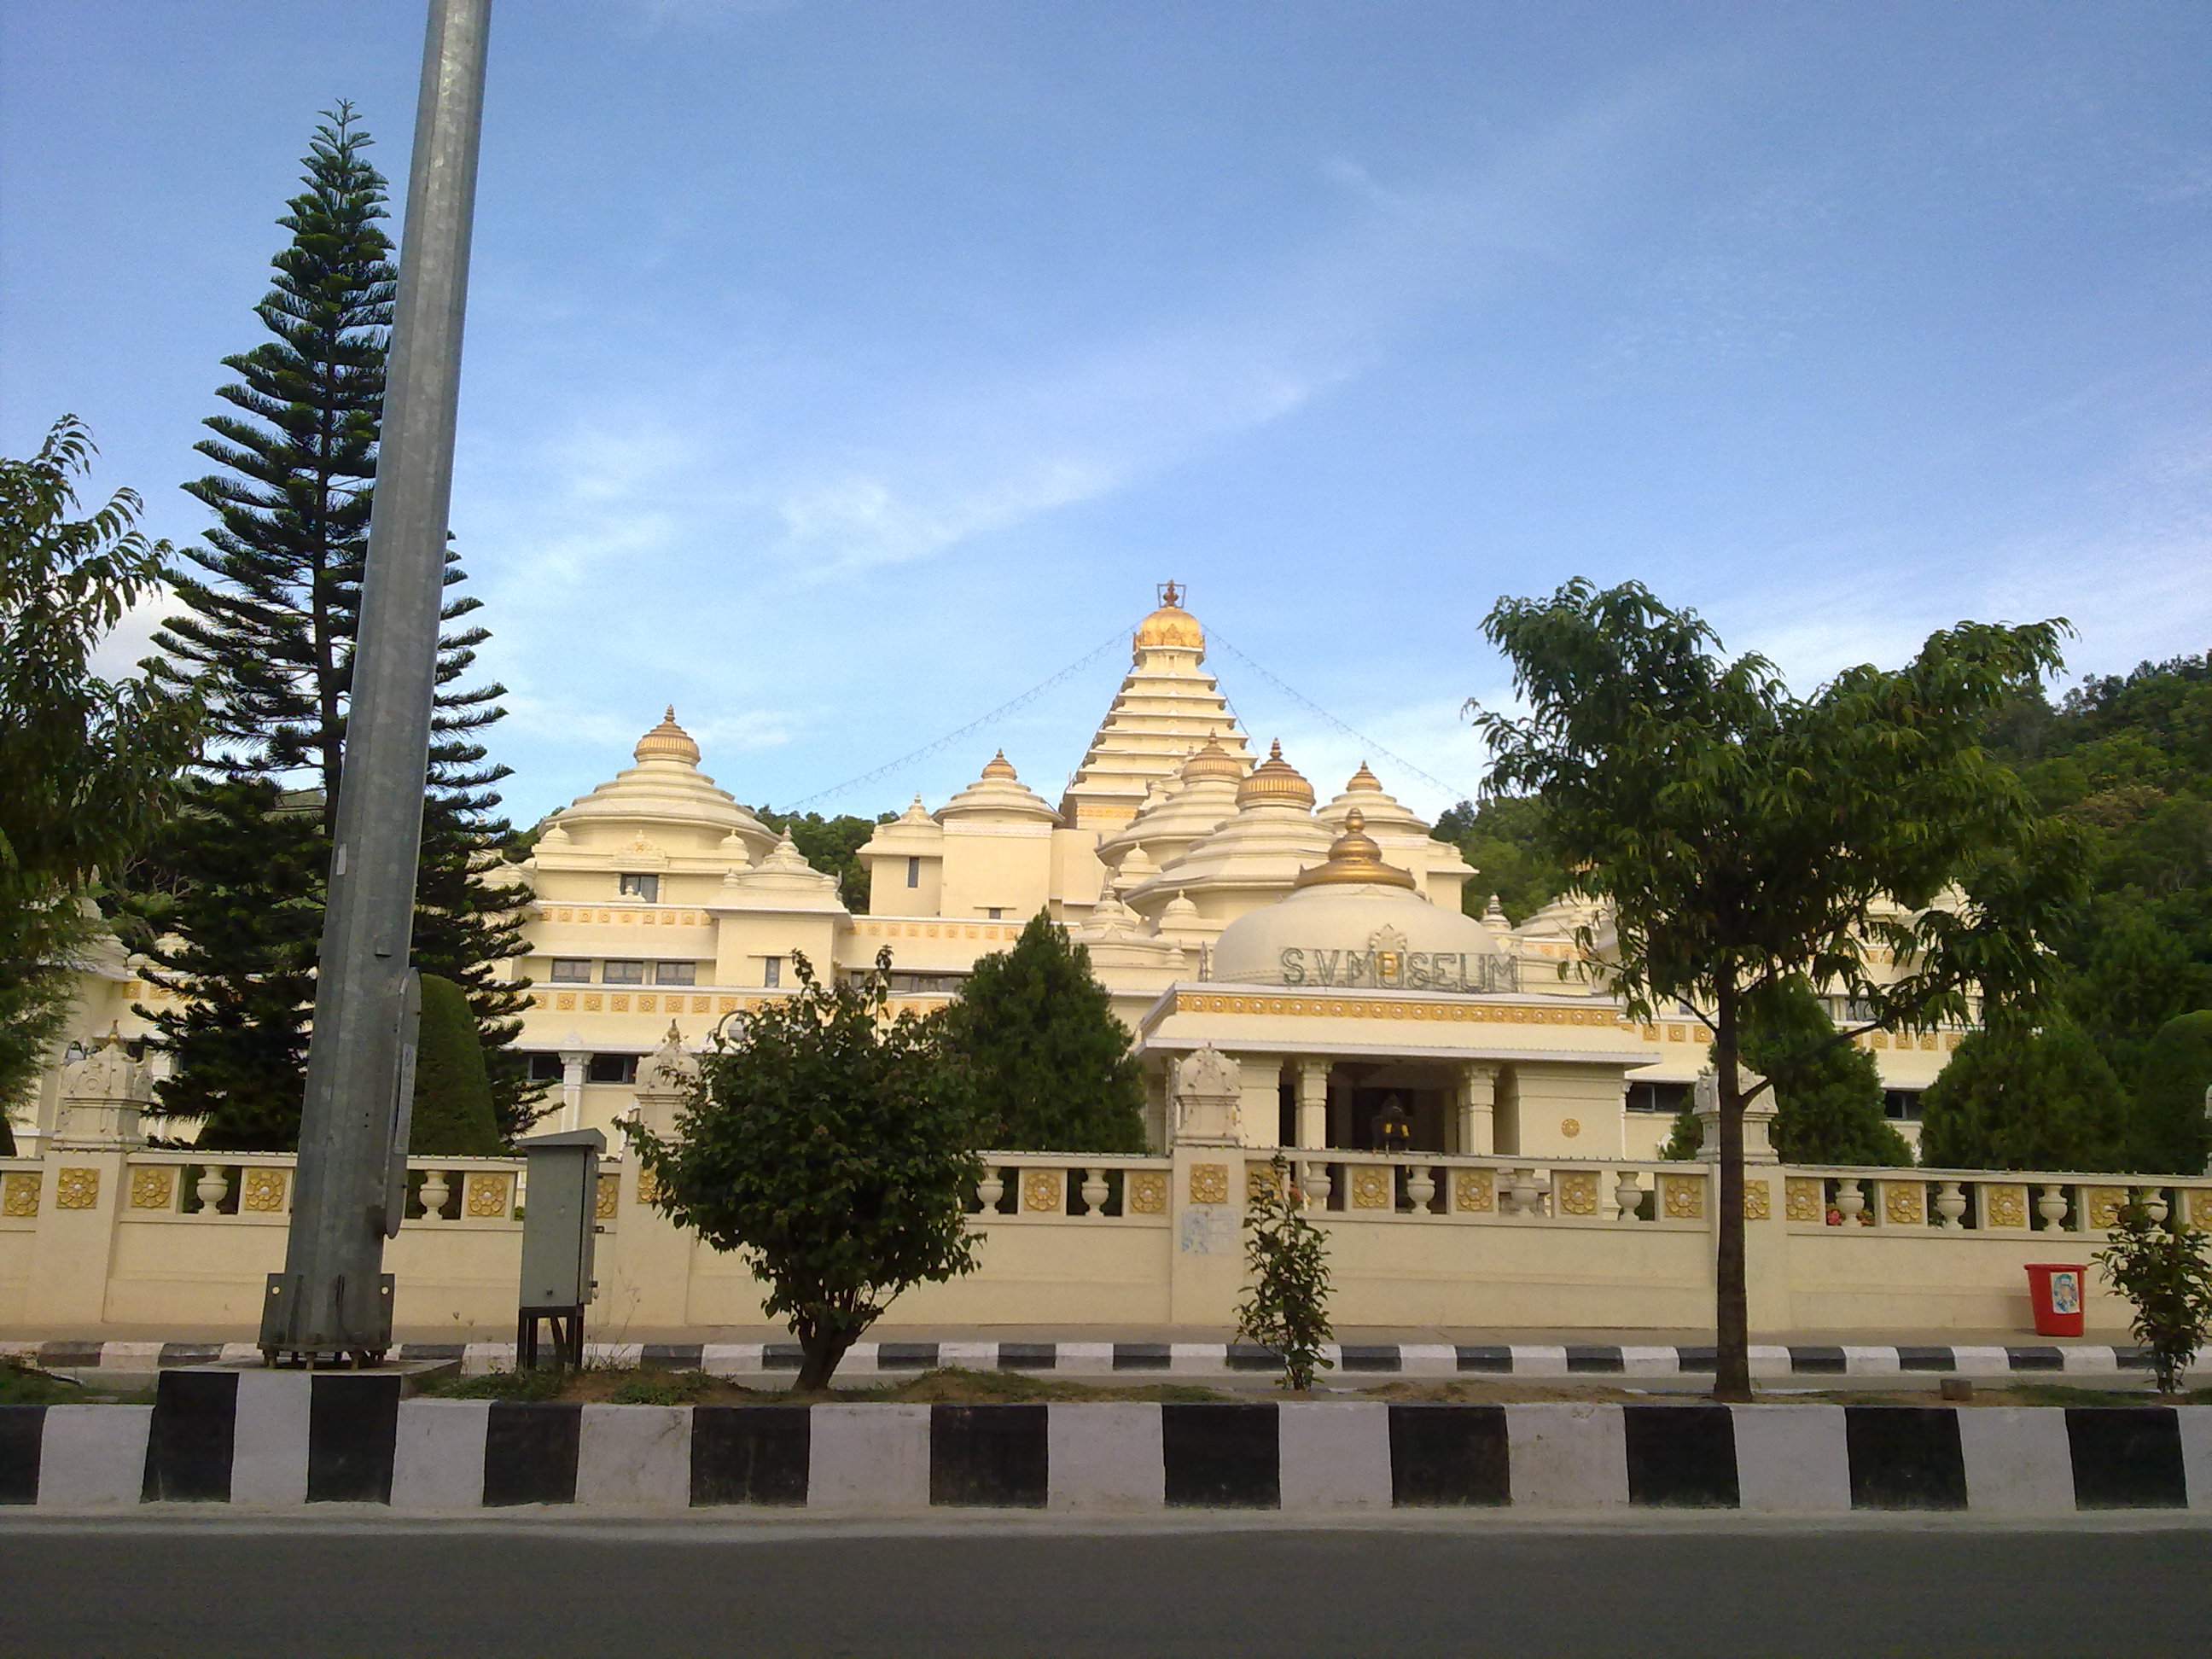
[1180,739,1243,784]
[1293,808,1417,890]
[632,707,701,766]
[981,749,1018,780]
[1134,580,1204,651]
[1344,760,1382,791]
[1236,739,1315,810]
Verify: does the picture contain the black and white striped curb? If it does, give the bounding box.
[7,1339,2198,1378]
[3,1371,2209,1512]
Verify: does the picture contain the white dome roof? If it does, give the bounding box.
[1212,882,1501,991]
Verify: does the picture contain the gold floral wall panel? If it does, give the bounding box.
[55,1167,100,1210]
[464,1173,511,1219]
[1556,1171,1599,1217]
[1452,1169,1494,1214]
[1982,1185,2029,1229]
[241,1168,288,1213]
[129,1167,176,1211]
[1741,1179,1770,1222]
[1784,1178,1822,1223]
[1349,1166,1392,1209]
[1187,1163,1230,1205]
[1,1172,39,1217]
[1658,1173,1704,1220]
[1022,1169,1063,1213]
[1128,1172,1167,1214]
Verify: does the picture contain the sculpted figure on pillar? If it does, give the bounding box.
[1172,1045,1242,1146]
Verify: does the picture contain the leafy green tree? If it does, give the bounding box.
[2126,1010,2212,1177]
[628,950,981,1390]
[1235,1155,1335,1391]
[131,107,537,1144]
[408,973,502,1157]
[1430,795,1565,923]
[754,808,894,912]
[1473,579,2085,1399]
[0,416,202,1145]
[1918,1021,2132,1173]
[1731,981,1912,1167]
[2096,1202,2212,1395]
[933,911,1146,1152]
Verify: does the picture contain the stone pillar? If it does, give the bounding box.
[22,1038,156,1330]
[1167,1046,1246,1324]
[1236,1055,1281,1150]
[1453,1062,1497,1155]
[600,1025,704,1332]
[1691,1066,1778,1164]
[1294,1059,1330,1150]
[558,1039,589,1134]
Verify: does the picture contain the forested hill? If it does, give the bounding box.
[1984,649,2212,1085]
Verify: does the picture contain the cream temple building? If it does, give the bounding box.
[30,587,1958,1156]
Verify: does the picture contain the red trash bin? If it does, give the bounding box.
[2025,1263,2088,1337]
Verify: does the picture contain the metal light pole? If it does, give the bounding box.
[260,0,494,1365]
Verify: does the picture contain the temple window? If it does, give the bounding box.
[619,873,660,901]
[763,958,783,988]
[653,961,696,987]
[602,959,646,985]
[586,1054,638,1086]
[905,857,920,888]
[524,1052,565,1084]
[548,958,591,983]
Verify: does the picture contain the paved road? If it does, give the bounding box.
[3,1514,2205,1657]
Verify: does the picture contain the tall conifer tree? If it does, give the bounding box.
[934,912,1148,1152]
[133,107,537,1146]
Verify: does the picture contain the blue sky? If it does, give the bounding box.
[4,1,2206,829]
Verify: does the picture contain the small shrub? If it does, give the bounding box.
[2095,1202,2212,1395]
[611,1371,713,1406]
[1235,1154,1334,1392]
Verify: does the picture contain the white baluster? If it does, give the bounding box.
[2036,1184,2069,1232]
[2143,1186,2170,1225]
[1835,1178,1866,1227]
[1614,1170,1644,1221]
[194,1166,230,1214]
[1509,1168,1540,1218]
[1406,1163,1436,1215]
[1080,1168,1109,1216]
[976,1167,1004,1212]
[1936,1181,1967,1231]
[418,1168,451,1222]
[1302,1161,1332,1208]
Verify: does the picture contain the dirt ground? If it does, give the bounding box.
[415,1364,2212,1409]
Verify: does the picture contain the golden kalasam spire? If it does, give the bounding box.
[981,749,1018,780]
[1235,739,1315,810]
[1133,579,1204,651]
[1293,807,1418,890]
[1346,760,1382,791]
[632,707,701,765]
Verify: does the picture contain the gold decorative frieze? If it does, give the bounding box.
[55,1167,100,1210]
[1784,1177,1822,1222]
[1349,1167,1392,1209]
[1245,1162,1280,1202]
[1982,1184,2029,1229]
[2187,1189,2212,1229]
[464,1173,510,1218]
[1883,1182,1925,1226]
[598,1173,625,1216]
[1742,1179,1769,1222]
[1659,1173,1704,1220]
[583,994,602,1011]
[1169,992,1623,1028]
[2,1172,40,1217]
[130,1166,177,1211]
[556,993,576,1011]
[610,995,630,1013]
[1557,1170,1599,1216]
[1022,1169,1062,1213]
[241,1168,288,1213]
[2084,1186,2127,1229]
[1128,1172,1167,1214]
[1452,1169,1493,1214]
[1188,1163,1230,1205]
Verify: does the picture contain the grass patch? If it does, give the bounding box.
[0,1360,84,1406]
[422,1367,566,1402]
[415,1364,1229,1406]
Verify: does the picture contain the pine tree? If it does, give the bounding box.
[408,973,502,1157]
[131,107,538,1147]
[933,911,1147,1152]
[2132,1010,2212,1177]
[1919,1020,2133,1173]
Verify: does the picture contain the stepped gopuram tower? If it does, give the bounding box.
[1057,583,1255,829]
